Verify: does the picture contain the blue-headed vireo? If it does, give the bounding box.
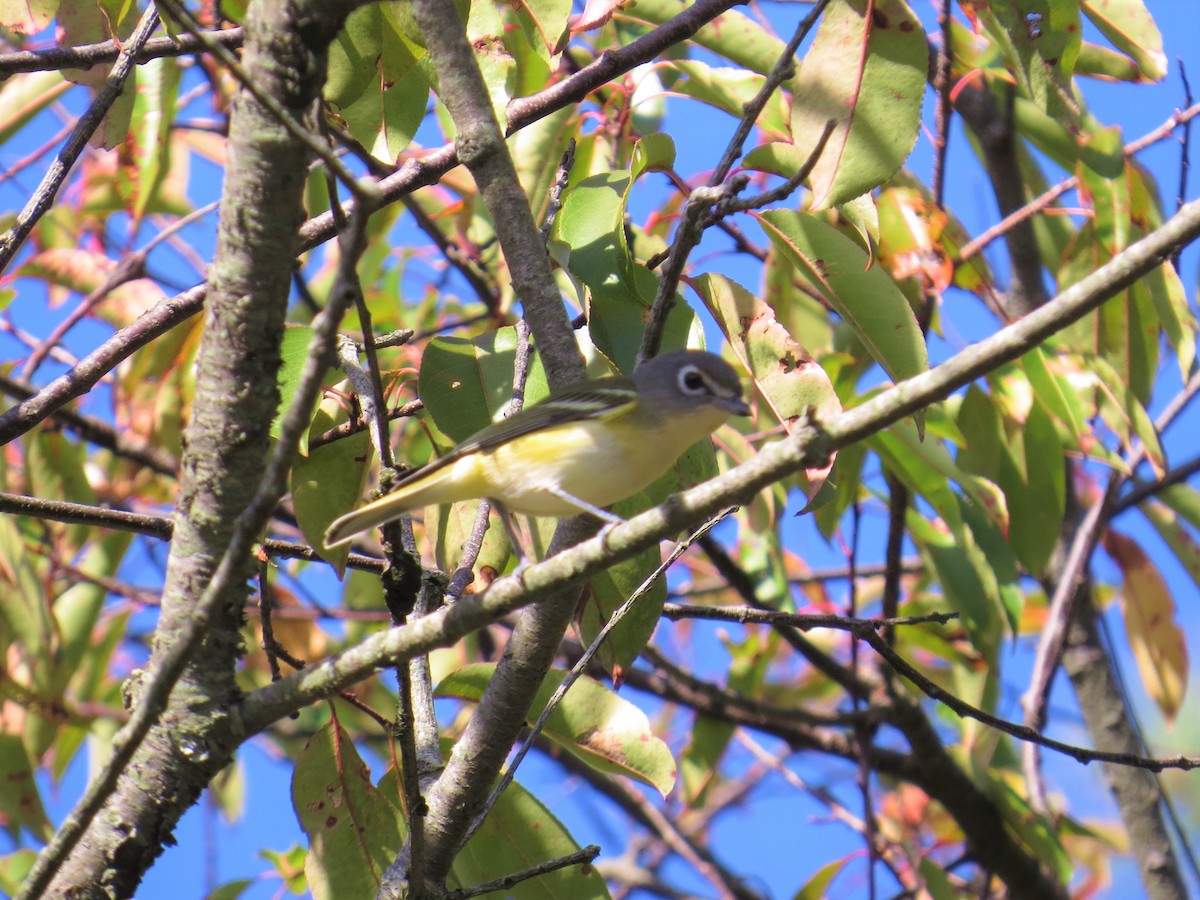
[323,349,750,550]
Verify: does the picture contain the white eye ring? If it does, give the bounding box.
[678,365,707,395]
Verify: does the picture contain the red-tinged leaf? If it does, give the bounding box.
[0,71,71,146]
[1141,501,1200,595]
[877,184,954,293]
[58,0,138,149]
[19,248,165,320]
[1101,530,1189,725]
[1082,0,1166,81]
[119,56,182,222]
[791,0,928,209]
[0,0,59,33]
[571,0,626,34]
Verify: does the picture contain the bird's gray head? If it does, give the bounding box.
[634,349,750,417]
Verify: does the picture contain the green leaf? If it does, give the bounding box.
[696,273,842,425]
[1086,353,1166,477]
[1159,485,1200,532]
[337,66,430,161]
[426,498,512,575]
[1141,257,1197,380]
[326,6,383,106]
[437,663,676,795]
[791,0,928,209]
[0,517,56,686]
[272,325,333,445]
[122,56,181,221]
[292,719,405,900]
[419,328,550,443]
[870,419,1009,537]
[620,0,786,77]
[977,0,1082,125]
[575,497,666,681]
[759,210,928,393]
[454,779,610,899]
[917,856,959,900]
[261,846,309,895]
[996,399,1065,576]
[554,136,695,371]
[203,880,254,900]
[512,0,572,59]
[291,397,371,571]
[465,1,517,129]
[1018,348,1088,456]
[0,849,36,898]
[667,60,788,135]
[0,732,51,841]
[906,503,1005,658]
[1082,0,1166,81]
[793,858,849,900]
[1075,41,1150,82]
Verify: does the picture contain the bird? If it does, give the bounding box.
[323,348,750,550]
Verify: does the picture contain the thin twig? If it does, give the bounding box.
[447,846,601,900]
[156,0,373,201]
[637,0,831,365]
[0,284,206,446]
[665,603,1200,772]
[1173,61,1193,272]
[0,26,243,76]
[931,0,954,207]
[0,5,161,277]
[0,373,178,475]
[958,100,1200,263]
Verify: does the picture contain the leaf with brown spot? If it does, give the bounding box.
[695,272,842,504]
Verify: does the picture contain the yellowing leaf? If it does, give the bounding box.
[1102,530,1189,725]
[437,663,677,795]
[693,272,841,503]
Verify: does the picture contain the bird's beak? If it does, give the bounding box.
[724,396,751,417]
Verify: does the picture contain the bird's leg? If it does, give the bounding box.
[546,486,626,527]
[490,500,533,572]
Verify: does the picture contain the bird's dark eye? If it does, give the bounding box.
[680,367,706,394]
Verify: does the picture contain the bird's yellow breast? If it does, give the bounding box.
[461,406,730,516]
